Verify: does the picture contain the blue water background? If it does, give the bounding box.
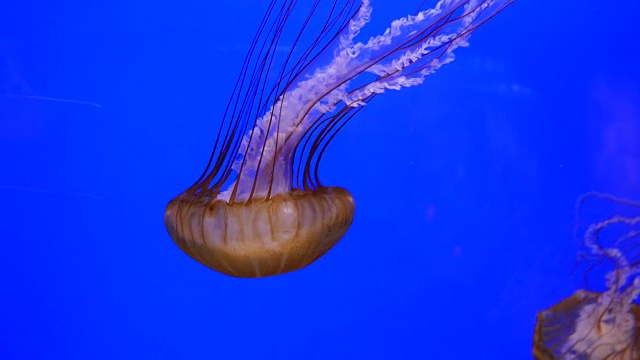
[1,1,639,359]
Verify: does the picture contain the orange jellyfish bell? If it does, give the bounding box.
[534,291,640,360]
[165,188,354,278]
[165,0,515,277]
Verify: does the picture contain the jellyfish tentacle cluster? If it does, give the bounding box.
[223,0,514,202]
[165,0,515,278]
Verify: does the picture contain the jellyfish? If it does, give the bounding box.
[534,193,640,359]
[164,0,515,278]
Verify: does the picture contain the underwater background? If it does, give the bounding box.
[1,0,639,359]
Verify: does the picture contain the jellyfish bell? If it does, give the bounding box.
[534,291,640,360]
[533,193,640,359]
[164,0,515,278]
[165,188,355,278]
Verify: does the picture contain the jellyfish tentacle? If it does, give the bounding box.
[221,0,514,203]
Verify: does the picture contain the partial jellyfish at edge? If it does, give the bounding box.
[534,193,640,359]
[164,0,516,278]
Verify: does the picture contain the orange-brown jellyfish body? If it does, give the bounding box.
[164,0,515,277]
[165,188,354,278]
[533,193,640,359]
[534,291,640,360]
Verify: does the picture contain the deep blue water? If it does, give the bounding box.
[1,1,639,359]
